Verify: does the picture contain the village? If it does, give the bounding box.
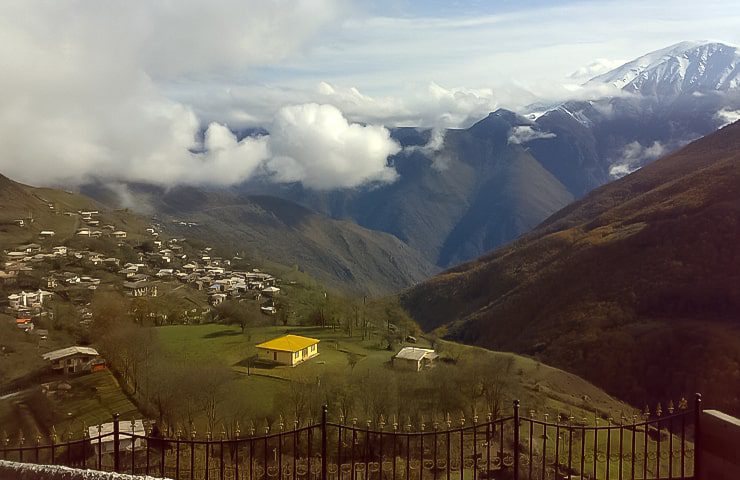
[0,206,449,443]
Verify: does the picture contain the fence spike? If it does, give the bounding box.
[668,400,675,414]
[487,412,492,422]
[643,405,650,418]
[656,403,663,417]
[678,397,688,410]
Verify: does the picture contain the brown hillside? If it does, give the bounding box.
[401,121,740,414]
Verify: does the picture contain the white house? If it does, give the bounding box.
[261,286,281,297]
[43,346,100,374]
[39,230,55,238]
[112,231,127,239]
[392,347,439,372]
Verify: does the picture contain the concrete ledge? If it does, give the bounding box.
[0,460,168,480]
[700,409,740,480]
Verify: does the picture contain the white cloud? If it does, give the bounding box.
[568,58,626,80]
[715,108,740,127]
[609,141,667,178]
[265,104,400,189]
[507,126,556,145]
[0,1,348,188]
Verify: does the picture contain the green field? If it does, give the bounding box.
[154,323,641,427]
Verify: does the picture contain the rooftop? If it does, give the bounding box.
[42,346,99,362]
[256,334,319,353]
[394,347,439,362]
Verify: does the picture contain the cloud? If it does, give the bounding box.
[507,126,556,145]
[715,108,740,127]
[400,128,450,171]
[264,104,400,189]
[568,58,626,80]
[0,1,349,188]
[609,141,667,177]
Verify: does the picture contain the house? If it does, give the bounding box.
[123,280,158,297]
[256,335,320,366]
[209,293,227,306]
[42,346,100,374]
[112,231,127,239]
[88,420,145,456]
[7,290,54,309]
[13,219,25,227]
[18,243,42,254]
[0,271,17,285]
[52,246,68,256]
[16,318,34,332]
[39,230,55,238]
[261,286,281,297]
[392,347,439,371]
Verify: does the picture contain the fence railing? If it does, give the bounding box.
[0,395,702,480]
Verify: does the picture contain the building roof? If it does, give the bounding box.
[42,346,99,361]
[256,334,319,353]
[394,347,438,362]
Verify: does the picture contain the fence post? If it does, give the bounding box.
[513,400,520,480]
[113,413,120,472]
[694,393,702,480]
[322,405,328,480]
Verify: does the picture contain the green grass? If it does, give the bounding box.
[154,324,639,424]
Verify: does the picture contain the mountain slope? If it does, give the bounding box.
[93,185,439,296]
[0,174,151,248]
[241,111,574,267]
[401,121,740,413]
[525,41,740,197]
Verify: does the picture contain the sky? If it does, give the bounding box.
[1,0,740,189]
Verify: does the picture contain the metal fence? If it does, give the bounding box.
[0,395,702,480]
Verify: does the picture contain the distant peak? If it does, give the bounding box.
[586,40,740,97]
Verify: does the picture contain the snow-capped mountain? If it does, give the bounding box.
[587,41,740,97]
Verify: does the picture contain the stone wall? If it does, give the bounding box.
[699,410,740,480]
[0,460,167,480]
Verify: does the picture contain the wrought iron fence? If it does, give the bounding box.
[0,395,702,480]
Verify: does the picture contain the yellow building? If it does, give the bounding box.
[256,334,320,366]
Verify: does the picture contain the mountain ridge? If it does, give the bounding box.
[400,120,740,414]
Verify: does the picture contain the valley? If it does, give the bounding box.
[401,120,740,415]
